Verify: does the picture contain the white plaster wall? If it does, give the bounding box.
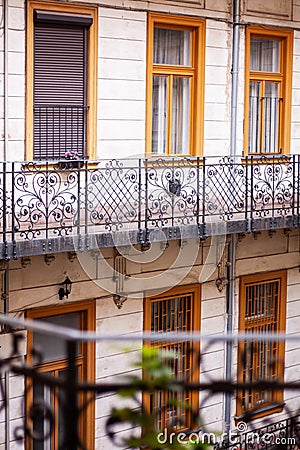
[204,19,231,157]
[2,230,300,446]
[5,0,25,162]
[97,8,147,159]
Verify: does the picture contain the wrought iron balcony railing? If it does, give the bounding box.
[0,154,299,258]
[0,314,300,450]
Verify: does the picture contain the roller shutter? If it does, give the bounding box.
[33,14,91,160]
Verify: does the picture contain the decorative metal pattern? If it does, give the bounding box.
[0,155,299,257]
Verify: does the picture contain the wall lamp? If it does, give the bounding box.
[58,277,72,300]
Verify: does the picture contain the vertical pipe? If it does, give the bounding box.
[224,0,240,436]
[4,0,8,161]
[3,262,10,450]
[230,0,240,161]
[3,0,10,433]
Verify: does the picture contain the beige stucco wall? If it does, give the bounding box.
[1,229,300,448]
[2,0,300,161]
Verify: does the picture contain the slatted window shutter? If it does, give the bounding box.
[33,14,91,160]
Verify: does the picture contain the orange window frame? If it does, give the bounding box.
[244,26,293,155]
[26,1,98,161]
[26,301,95,450]
[237,271,287,420]
[144,284,201,431]
[146,13,205,157]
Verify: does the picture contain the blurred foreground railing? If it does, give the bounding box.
[1,314,300,449]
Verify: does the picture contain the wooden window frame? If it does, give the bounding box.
[146,13,205,157]
[237,271,287,420]
[26,300,95,450]
[26,1,98,161]
[244,26,293,156]
[144,284,201,431]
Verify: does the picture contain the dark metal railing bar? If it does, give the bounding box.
[196,156,200,229]
[1,311,300,344]
[138,159,142,233]
[202,157,206,236]
[39,106,42,160]
[298,155,300,227]
[272,154,275,219]
[71,106,73,154]
[64,340,80,450]
[2,162,6,248]
[45,161,49,241]
[292,154,296,221]
[11,163,16,252]
[245,155,248,229]
[144,159,149,243]
[171,157,174,228]
[52,107,55,160]
[46,107,49,162]
[33,105,90,159]
[84,160,88,237]
[250,156,254,230]
[58,105,61,159]
[77,160,81,238]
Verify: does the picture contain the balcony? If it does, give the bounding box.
[0,155,298,259]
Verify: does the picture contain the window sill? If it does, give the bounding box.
[241,154,291,165]
[235,402,285,422]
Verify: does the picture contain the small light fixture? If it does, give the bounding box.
[58,277,72,300]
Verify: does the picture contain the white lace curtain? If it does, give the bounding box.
[249,39,280,153]
[152,28,191,154]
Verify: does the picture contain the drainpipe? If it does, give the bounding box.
[3,262,10,450]
[224,0,240,436]
[4,0,8,161]
[3,0,10,445]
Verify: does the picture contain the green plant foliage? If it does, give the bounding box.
[105,347,208,449]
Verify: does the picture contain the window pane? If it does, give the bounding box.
[150,294,193,430]
[242,280,280,411]
[263,83,280,153]
[152,76,167,154]
[154,28,190,66]
[250,38,280,72]
[33,313,80,364]
[248,81,261,154]
[172,77,190,154]
[58,369,78,448]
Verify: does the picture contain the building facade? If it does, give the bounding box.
[1,0,300,449]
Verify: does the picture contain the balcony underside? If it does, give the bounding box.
[0,215,297,259]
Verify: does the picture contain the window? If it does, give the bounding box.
[237,271,286,419]
[244,27,293,155]
[27,2,97,161]
[144,285,200,430]
[146,14,205,156]
[26,301,95,450]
